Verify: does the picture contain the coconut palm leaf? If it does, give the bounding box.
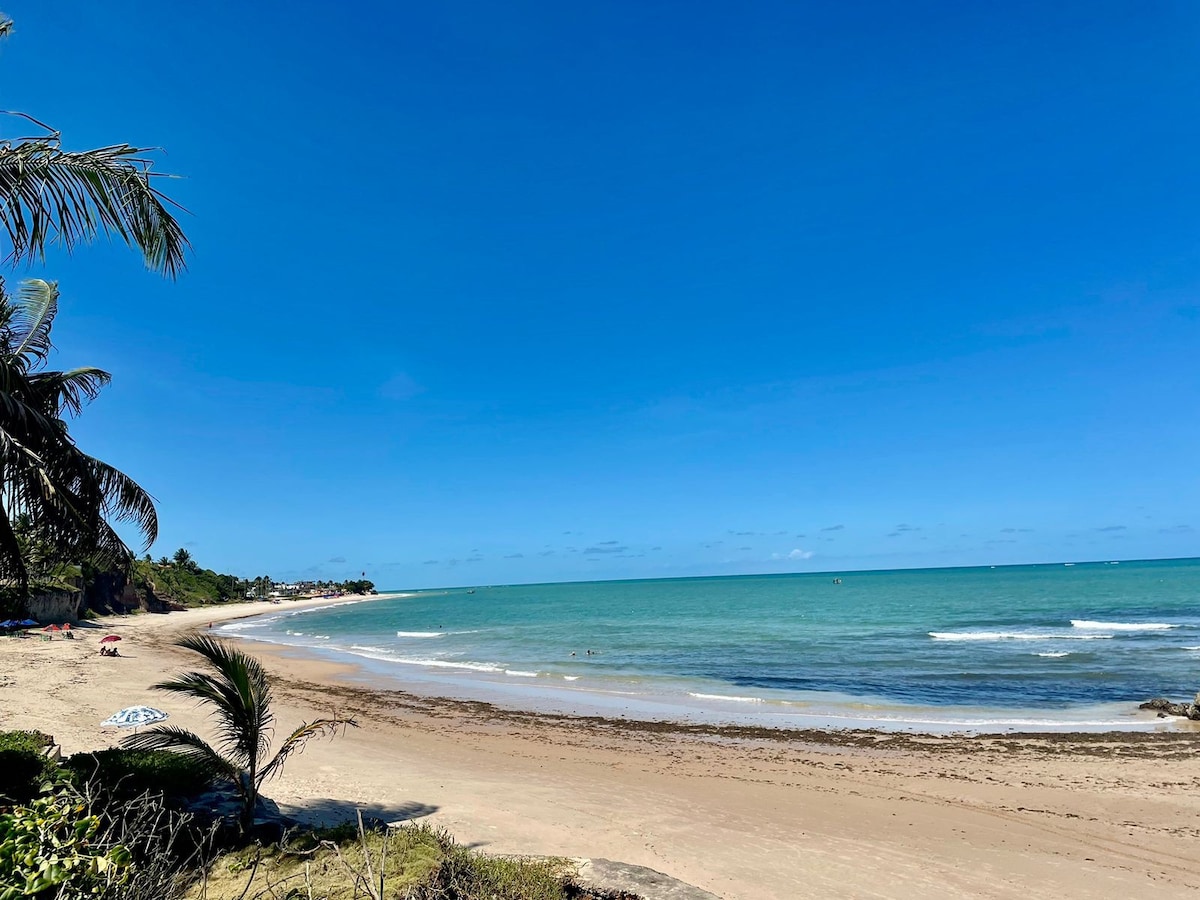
[4,279,57,368]
[127,636,357,833]
[27,367,111,417]
[0,279,157,591]
[72,452,158,545]
[153,634,274,767]
[122,725,240,782]
[258,718,356,784]
[0,138,190,276]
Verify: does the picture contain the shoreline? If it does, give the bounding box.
[4,600,1200,897]
[214,594,1190,738]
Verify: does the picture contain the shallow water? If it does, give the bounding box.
[222,558,1200,732]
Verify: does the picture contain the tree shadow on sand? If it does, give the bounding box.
[279,798,439,829]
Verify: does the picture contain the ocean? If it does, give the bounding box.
[220,558,1200,733]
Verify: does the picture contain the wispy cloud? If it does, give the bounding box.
[821,524,844,532]
[422,559,439,565]
[584,545,628,554]
[328,556,346,563]
[1159,524,1193,535]
[378,372,424,401]
[1096,525,1127,532]
[788,548,813,560]
[503,553,524,559]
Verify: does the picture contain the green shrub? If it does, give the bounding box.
[413,839,571,900]
[65,749,212,803]
[0,731,55,805]
[191,821,611,900]
[0,787,132,899]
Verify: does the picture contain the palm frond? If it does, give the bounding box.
[0,18,12,40]
[9,279,57,368]
[121,725,240,783]
[0,138,190,276]
[27,367,111,417]
[168,634,274,767]
[0,493,29,590]
[73,451,157,545]
[258,717,358,785]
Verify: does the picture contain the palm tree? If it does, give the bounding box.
[0,278,157,596]
[0,16,189,277]
[124,634,356,833]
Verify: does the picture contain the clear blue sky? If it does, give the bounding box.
[3,1,1198,586]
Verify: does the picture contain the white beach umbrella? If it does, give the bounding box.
[101,706,169,729]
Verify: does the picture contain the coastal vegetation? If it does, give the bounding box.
[129,555,245,608]
[0,12,188,618]
[123,634,357,835]
[0,634,637,899]
[0,280,159,615]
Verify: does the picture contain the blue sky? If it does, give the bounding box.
[2,1,1198,586]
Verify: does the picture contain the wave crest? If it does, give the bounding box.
[1070,620,1179,631]
[929,631,1113,642]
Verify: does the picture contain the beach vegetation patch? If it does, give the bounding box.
[0,785,133,898]
[65,748,213,804]
[0,730,55,805]
[189,818,631,900]
[123,635,357,835]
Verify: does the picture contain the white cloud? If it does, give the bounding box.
[788,548,813,560]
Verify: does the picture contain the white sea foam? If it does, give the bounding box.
[219,620,276,632]
[505,669,539,678]
[563,675,580,681]
[689,692,764,703]
[396,631,446,638]
[1035,651,1071,658]
[349,652,504,673]
[1070,620,1179,631]
[929,631,1112,642]
[1183,646,1200,652]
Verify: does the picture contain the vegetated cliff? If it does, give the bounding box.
[83,569,174,616]
[84,560,241,615]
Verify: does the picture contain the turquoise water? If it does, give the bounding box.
[222,558,1200,732]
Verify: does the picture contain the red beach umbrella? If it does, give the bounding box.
[99,635,122,643]
[43,624,60,632]
[60,623,71,630]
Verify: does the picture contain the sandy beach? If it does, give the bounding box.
[3,598,1199,899]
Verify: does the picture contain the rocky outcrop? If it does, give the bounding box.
[1139,694,1200,720]
[26,589,86,623]
[84,570,182,615]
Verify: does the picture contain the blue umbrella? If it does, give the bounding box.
[19,619,37,627]
[101,706,169,729]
